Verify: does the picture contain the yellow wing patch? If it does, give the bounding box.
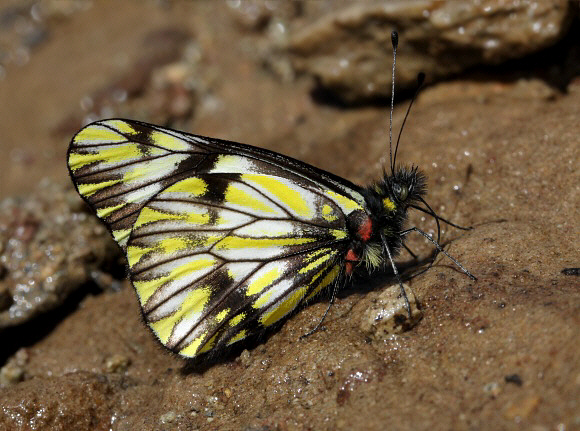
[322,204,338,222]
[105,119,138,135]
[224,182,284,216]
[164,177,208,196]
[242,174,314,218]
[305,264,340,301]
[134,206,210,230]
[68,143,150,171]
[259,287,308,327]
[324,190,363,213]
[180,335,206,357]
[246,267,282,296]
[73,123,128,146]
[77,179,121,197]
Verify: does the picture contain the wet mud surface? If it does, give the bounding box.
[0,2,578,430]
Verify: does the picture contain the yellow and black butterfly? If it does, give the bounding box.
[67,32,475,359]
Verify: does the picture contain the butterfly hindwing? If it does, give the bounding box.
[67,119,365,358]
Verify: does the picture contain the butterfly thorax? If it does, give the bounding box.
[345,166,427,273]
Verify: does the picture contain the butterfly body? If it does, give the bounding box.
[68,119,395,357]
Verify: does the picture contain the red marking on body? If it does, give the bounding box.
[346,249,358,262]
[357,217,373,241]
[345,262,353,274]
[345,249,358,275]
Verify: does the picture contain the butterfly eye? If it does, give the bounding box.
[392,183,408,201]
[398,185,408,201]
[392,183,401,196]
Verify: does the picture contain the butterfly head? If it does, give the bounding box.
[357,166,425,271]
[387,165,427,206]
[367,166,427,217]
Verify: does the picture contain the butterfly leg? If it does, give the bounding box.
[381,235,412,318]
[403,243,418,260]
[399,227,477,280]
[300,267,347,339]
[402,239,440,280]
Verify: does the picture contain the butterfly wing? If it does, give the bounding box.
[68,119,366,357]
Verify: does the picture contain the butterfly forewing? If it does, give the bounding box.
[67,119,210,249]
[67,119,363,357]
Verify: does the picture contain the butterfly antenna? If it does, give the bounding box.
[392,72,425,171]
[389,31,398,177]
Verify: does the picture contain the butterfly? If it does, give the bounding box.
[67,32,475,359]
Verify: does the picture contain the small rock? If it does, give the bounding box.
[510,79,557,101]
[0,348,29,387]
[0,363,25,387]
[359,283,422,339]
[227,0,301,32]
[104,354,131,373]
[227,0,273,31]
[159,411,177,424]
[239,349,252,367]
[483,381,502,397]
